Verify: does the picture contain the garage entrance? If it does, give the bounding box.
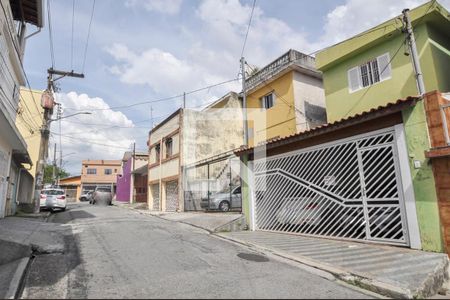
[253,128,410,246]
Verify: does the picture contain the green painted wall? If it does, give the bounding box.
[322,23,449,123]
[402,102,444,252]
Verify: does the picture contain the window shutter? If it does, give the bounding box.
[347,66,361,92]
[377,53,391,81]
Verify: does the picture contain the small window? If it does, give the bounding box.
[104,169,112,175]
[165,138,173,158]
[260,93,275,109]
[155,144,161,162]
[348,53,391,93]
[87,168,97,175]
[114,169,117,173]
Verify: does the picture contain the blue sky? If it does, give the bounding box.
[21,0,449,174]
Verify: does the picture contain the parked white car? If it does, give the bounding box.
[40,188,67,211]
[276,197,325,227]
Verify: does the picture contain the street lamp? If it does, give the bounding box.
[48,111,92,124]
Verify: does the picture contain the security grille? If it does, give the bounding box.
[254,129,409,246]
[151,184,160,211]
[165,181,179,212]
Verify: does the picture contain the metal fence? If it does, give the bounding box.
[253,129,409,246]
[184,156,241,212]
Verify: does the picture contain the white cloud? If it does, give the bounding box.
[107,0,450,108]
[125,0,183,15]
[318,0,450,48]
[51,92,145,175]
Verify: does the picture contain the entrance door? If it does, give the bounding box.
[165,181,178,212]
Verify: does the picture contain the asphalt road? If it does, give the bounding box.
[21,203,370,299]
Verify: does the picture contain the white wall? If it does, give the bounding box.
[293,72,327,132]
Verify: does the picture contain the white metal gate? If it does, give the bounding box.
[253,129,409,246]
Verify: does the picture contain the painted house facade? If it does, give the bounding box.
[237,92,450,253]
[116,151,148,203]
[315,1,450,123]
[148,109,182,212]
[245,49,326,147]
[80,160,122,194]
[0,0,43,217]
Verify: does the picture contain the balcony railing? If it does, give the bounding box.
[245,49,316,91]
[440,103,450,146]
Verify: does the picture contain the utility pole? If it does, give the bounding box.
[402,9,426,96]
[52,143,57,185]
[183,92,186,109]
[240,57,249,146]
[32,68,85,213]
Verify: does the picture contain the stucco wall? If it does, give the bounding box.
[247,71,297,147]
[402,101,444,252]
[182,93,243,166]
[322,23,449,122]
[293,72,327,131]
[116,159,131,202]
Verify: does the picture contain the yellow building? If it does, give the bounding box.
[16,88,45,178]
[59,175,81,202]
[245,49,327,147]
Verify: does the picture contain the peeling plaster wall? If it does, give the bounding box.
[402,102,444,252]
[182,93,243,166]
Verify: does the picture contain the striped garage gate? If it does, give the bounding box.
[253,128,411,246]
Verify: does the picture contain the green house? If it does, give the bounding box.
[316,1,450,123]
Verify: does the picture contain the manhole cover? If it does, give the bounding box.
[237,252,269,262]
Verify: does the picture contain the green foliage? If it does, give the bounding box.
[43,165,70,184]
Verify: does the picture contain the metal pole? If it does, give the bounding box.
[403,9,426,96]
[52,143,57,185]
[183,92,186,109]
[32,73,53,213]
[240,57,249,146]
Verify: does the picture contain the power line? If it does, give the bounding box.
[82,0,96,73]
[64,77,239,112]
[240,0,256,59]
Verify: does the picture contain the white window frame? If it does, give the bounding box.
[260,92,276,110]
[348,52,392,93]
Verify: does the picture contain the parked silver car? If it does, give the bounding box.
[40,188,67,211]
[201,186,241,212]
[79,191,93,202]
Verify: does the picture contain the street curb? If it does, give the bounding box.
[5,257,30,299]
[214,233,423,299]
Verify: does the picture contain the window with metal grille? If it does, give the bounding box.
[348,53,391,93]
[260,93,275,109]
[86,168,97,175]
[165,138,173,158]
[104,169,112,175]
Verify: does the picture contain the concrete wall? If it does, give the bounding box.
[247,71,296,147]
[320,21,449,123]
[116,158,132,202]
[81,160,121,185]
[293,72,327,131]
[402,101,444,252]
[182,93,243,166]
[16,88,44,178]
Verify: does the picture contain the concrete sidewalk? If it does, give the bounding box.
[219,231,449,299]
[0,215,67,299]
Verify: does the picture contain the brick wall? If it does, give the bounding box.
[424,91,450,254]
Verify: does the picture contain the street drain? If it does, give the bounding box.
[237,252,269,262]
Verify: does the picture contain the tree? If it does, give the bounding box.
[43,165,70,185]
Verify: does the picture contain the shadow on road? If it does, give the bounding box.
[51,209,96,224]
